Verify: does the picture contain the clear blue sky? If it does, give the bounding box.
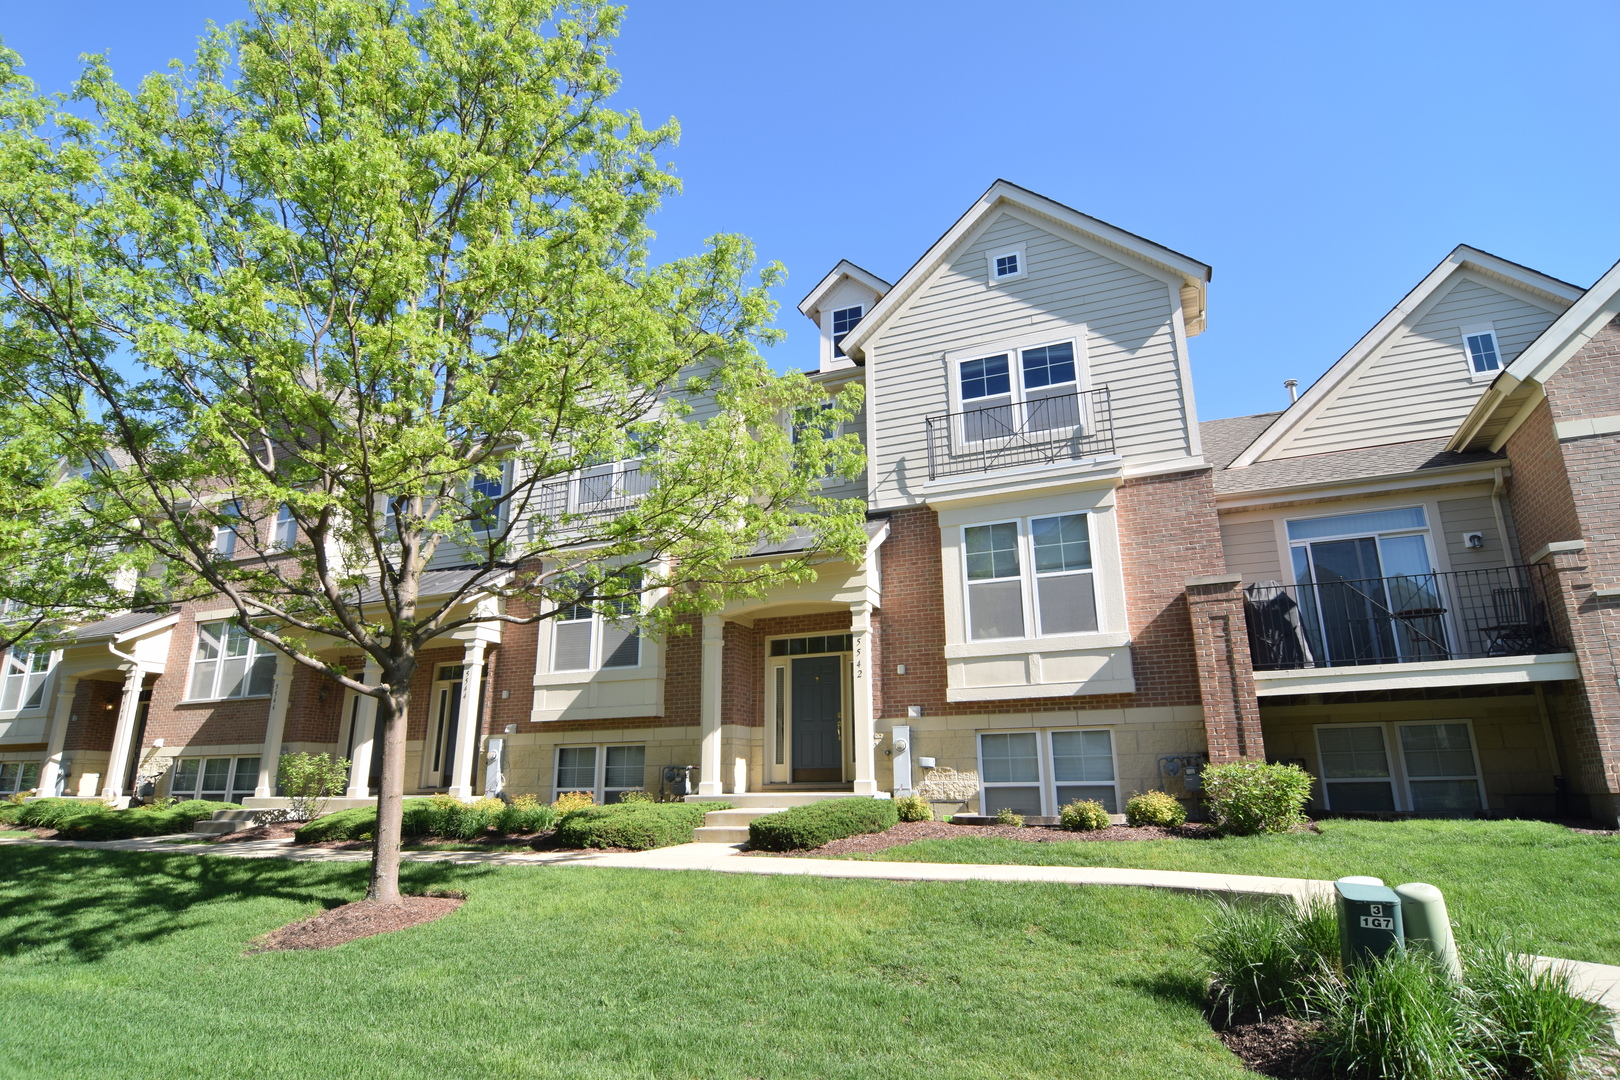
[7,1,1618,419]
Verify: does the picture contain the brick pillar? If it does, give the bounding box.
[1185,574,1264,763]
[1535,541,1620,822]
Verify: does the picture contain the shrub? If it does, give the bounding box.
[1059,798,1111,831]
[1125,790,1187,828]
[0,801,25,825]
[277,752,351,821]
[1198,896,1337,1023]
[55,800,239,841]
[495,794,559,834]
[552,791,595,813]
[615,789,654,804]
[1314,949,1487,1080]
[893,793,933,822]
[553,802,718,851]
[1465,934,1618,1079]
[15,797,101,830]
[1201,760,1313,835]
[994,806,1025,827]
[748,797,900,852]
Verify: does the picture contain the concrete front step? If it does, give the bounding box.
[192,807,267,835]
[685,791,883,810]
[692,825,752,844]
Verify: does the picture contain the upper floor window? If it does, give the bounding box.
[958,340,1080,441]
[213,500,241,556]
[271,504,297,551]
[1460,323,1501,378]
[986,244,1026,285]
[963,513,1097,640]
[0,649,52,711]
[551,573,642,672]
[188,620,276,700]
[831,305,863,358]
[470,466,507,534]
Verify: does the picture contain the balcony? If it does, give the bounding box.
[1244,564,1563,673]
[534,460,652,527]
[924,386,1115,481]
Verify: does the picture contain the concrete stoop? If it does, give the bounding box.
[686,791,878,845]
[192,809,262,836]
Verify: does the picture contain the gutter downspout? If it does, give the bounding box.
[1490,467,1515,560]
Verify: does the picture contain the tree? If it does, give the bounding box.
[0,0,865,902]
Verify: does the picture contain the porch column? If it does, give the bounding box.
[448,638,488,801]
[101,664,146,803]
[253,652,297,798]
[697,614,725,796]
[1185,574,1265,763]
[37,674,80,798]
[345,657,383,799]
[850,602,878,796]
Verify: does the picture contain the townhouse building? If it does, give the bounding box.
[2,180,1618,826]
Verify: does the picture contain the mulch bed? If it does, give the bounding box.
[751,819,1219,857]
[214,824,643,854]
[1212,1011,1330,1079]
[249,894,464,952]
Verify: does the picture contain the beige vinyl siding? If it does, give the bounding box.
[867,212,1192,507]
[1437,493,1514,572]
[1220,516,1286,583]
[1272,277,1560,458]
[820,393,869,502]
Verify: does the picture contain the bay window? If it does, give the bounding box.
[963,513,1098,640]
[1,650,53,712]
[188,621,276,700]
[551,573,642,672]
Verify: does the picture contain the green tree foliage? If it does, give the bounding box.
[0,0,865,900]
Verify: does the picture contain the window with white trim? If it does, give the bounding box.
[0,760,40,795]
[978,728,1118,817]
[957,339,1080,442]
[831,305,863,358]
[271,504,297,551]
[470,466,506,534]
[551,572,642,672]
[963,513,1097,641]
[214,500,241,556]
[1315,721,1484,813]
[0,650,53,712]
[169,755,259,803]
[986,244,1026,284]
[553,743,646,803]
[1460,323,1501,378]
[188,621,276,700]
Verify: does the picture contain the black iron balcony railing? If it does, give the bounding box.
[924,385,1115,481]
[534,461,652,526]
[1244,563,1563,672]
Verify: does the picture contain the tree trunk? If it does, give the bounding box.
[367,682,411,904]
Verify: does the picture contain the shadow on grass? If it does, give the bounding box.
[1120,969,1211,1012]
[0,846,496,963]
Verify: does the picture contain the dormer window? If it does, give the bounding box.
[1461,323,1501,379]
[831,306,863,358]
[986,244,1027,285]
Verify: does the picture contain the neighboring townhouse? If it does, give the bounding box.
[3,179,1619,826]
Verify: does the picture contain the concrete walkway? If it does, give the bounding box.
[5,834,1617,1017]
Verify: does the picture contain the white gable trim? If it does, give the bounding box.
[797,260,892,325]
[1231,247,1580,468]
[837,180,1210,361]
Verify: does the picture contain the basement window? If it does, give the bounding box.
[169,755,260,803]
[553,744,647,803]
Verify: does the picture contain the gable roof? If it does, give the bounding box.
[58,608,178,644]
[1230,246,1582,468]
[1201,412,1283,470]
[835,180,1212,361]
[797,260,892,325]
[1449,255,1620,452]
[1212,436,1503,497]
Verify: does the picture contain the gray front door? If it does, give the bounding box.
[791,655,843,783]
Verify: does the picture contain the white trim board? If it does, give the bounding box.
[1253,652,1579,697]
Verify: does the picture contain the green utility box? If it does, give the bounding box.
[1335,879,1404,967]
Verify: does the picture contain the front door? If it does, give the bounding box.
[424,665,464,789]
[791,655,843,783]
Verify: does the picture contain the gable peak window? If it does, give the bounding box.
[986,245,1026,285]
[831,305,863,358]
[1460,324,1501,378]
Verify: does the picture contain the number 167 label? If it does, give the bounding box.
[1359,916,1396,931]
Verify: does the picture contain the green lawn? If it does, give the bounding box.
[845,819,1620,965]
[0,846,1245,1079]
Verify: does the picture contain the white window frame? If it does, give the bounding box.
[469,461,512,535]
[271,503,297,551]
[830,304,863,358]
[548,578,643,674]
[975,727,1119,818]
[1460,322,1502,381]
[551,743,648,803]
[213,500,241,556]
[0,649,55,714]
[985,243,1027,285]
[1313,720,1486,813]
[187,620,277,701]
[0,759,41,796]
[960,512,1100,642]
[167,755,260,803]
[946,331,1089,449]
